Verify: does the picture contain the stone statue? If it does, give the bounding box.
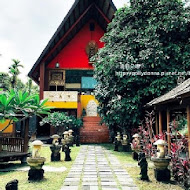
[138,152,149,181]
[50,140,62,161]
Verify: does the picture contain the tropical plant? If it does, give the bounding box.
[40,112,83,135]
[0,89,51,132]
[94,0,190,132]
[136,111,167,157]
[169,121,190,189]
[173,114,188,136]
[8,59,23,88]
[25,78,39,95]
[0,73,10,90]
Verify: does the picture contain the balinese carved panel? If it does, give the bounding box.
[44,91,78,102]
[86,100,98,116]
[48,70,65,89]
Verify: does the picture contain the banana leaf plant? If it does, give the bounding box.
[0,89,51,132]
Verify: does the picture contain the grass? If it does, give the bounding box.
[101,143,183,190]
[0,143,185,190]
[0,145,81,190]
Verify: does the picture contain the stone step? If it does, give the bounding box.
[81,125,108,130]
[83,116,102,122]
[80,128,109,143]
[80,116,109,143]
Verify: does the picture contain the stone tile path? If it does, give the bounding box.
[61,145,139,190]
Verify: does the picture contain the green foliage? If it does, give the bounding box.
[94,0,190,131]
[0,60,39,93]
[25,78,39,95]
[40,112,83,131]
[0,89,51,131]
[0,73,10,90]
[8,59,23,88]
[173,115,188,135]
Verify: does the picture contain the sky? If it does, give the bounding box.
[0,0,129,83]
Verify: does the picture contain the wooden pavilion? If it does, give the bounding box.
[147,78,190,158]
[0,117,29,162]
[28,0,117,143]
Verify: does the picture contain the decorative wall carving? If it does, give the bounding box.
[86,100,98,116]
[44,91,78,102]
[48,70,65,89]
[85,40,98,61]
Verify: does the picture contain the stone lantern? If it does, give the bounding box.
[121,134,128,152]
[116,132,121,142]
[68,129,74,146]
[131,133,141,160]
[63,131,69,139]
[62,131,69,151]
[151,139,171,181]
[51,134,60,145]
[153,139,167,158]
[113,132,121,151]
[31,140,43,158]
[68,129,73,136]
[50,134,62,161]
[27,140,46,181]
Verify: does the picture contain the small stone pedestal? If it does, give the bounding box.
[154,168,171,181]
[27,157,46,181]
[75,135,80,147]
[122,145,128,152]
[28,169,44,181]
[50,145,62,161]
[122,144,131,152]
[64,145,71,161]
[132,152,139,161]
[114,138,120,151]
[151,157,171,182]
[5,179,18,190]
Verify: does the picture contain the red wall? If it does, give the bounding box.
[48,20,105,69]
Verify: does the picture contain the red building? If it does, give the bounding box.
[28,0,117,143]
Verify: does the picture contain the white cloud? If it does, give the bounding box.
[0,0,128,83]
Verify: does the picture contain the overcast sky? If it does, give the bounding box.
[0,0,129,83]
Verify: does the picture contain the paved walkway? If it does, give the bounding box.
[61,145,139,190]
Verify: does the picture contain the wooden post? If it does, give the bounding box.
[40,62,45,100]
[167,109,171,154]
[77,94,82,118]
[187,105,190,159]
[159,111,162,134]
[23,118,29,152]
[155,113,159,135]
[50,125,55,136]
[12,122,16,137]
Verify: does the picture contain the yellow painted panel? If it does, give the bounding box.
[80,95,99,110]
[45,101,78,109]
[0,120,13,133]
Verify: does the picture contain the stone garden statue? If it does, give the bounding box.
[138,152,149,181]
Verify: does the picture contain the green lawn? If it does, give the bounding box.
[0,144,184,190]
[0,145,81,190]
[101,143,183,190]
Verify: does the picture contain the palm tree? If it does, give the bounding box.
[9,59,23,88]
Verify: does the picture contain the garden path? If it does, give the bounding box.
[61,145,139,190]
